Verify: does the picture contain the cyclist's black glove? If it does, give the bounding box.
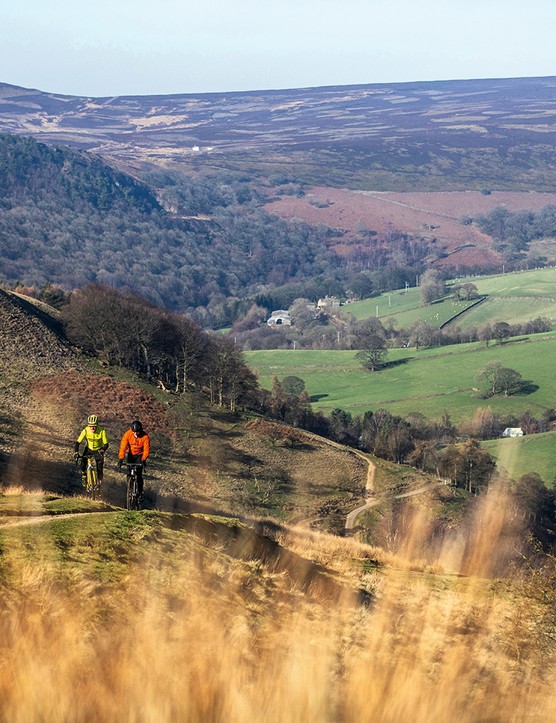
[117,459,123,469]
[73,453,79,463]
[142,459,147,470]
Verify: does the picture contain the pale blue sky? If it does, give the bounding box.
[2,0,555,97]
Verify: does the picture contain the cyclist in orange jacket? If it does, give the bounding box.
[117,420,150,499]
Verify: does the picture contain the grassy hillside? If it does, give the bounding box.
[246,333,556,423]
[1,276,556,719]
[346,286,479,327]
[0,288,371,533]
[1,487,554,721]
[451,267,556,328]
[346,266,556,329]
[484,431,556,487]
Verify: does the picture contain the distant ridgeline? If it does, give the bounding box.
[0,77,556,191]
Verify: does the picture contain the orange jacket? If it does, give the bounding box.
[118,429,151,461]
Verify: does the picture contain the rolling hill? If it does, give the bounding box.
[1,210,556,720]
[345,266,556,329]
[1,76,556,192]
[245,335,556,475]
[2,77,556,317]
[265,188,556,269]
[0,287,373,532]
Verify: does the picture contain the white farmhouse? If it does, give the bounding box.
[502,427,524,438]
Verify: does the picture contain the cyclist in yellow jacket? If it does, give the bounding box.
[74,414,109,483]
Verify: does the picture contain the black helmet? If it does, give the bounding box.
[131,420,143,433]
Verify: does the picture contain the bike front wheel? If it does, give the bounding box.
[86,466,98,500]
[126,476,138,510]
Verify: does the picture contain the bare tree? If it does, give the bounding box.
[170,314,207,393]
[419,269,446,306]
[204,335,257,411]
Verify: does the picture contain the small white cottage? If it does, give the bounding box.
[502,427,524,438]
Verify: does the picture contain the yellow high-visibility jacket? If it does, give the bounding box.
[76,426,109,452]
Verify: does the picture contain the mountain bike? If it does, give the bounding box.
[123,462,143,510]
[76,452,103,500]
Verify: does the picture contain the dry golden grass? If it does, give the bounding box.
[0,485,554,722]
[275,518,439,577]
[0,484,47,496]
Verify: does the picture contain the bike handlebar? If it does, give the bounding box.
[75,452,104,462]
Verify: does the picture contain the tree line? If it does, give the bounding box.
[231,294,551,352]
[474,205,556,252]
[61,284,258,413]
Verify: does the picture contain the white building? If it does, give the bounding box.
[267,310,292,327]
[502,427,524,438]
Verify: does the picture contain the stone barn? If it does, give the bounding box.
[267,310,292,327]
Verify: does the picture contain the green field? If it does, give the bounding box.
[346,290,479,328]
[246,332,556,422]
[346,266,556,330]
[483,432,556,487]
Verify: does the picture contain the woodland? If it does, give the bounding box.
[5,133,556,331]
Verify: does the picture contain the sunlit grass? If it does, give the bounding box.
[0,484,48,496]
[0,488,554,721]
[246,334,556,422]
[347,266,556,328]
[484,431,556,488]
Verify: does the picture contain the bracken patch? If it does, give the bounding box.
[31,371,174,439]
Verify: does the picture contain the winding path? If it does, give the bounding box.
[345,451,377,531]
[345,454,447,533]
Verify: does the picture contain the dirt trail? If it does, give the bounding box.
[355,450,375,497]
[345,472,446,533]
[344,445,449,533]
[0,510,116,528]
[345,451,377,531]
